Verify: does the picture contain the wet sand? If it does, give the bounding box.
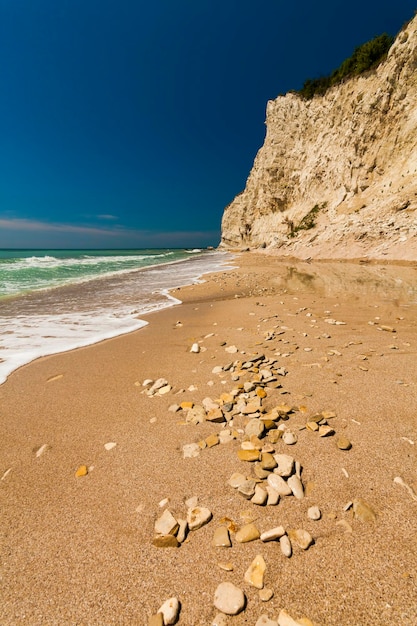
[1,253,417,625]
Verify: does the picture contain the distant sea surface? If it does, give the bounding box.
[0,248,234,384]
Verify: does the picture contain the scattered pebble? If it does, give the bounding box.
[235,523,260,543]
[187,506,212,530]
[75,465,88,477]
[155,509,179,536]
[35,444,50,458]
[157,597,180,625]
[260,526,286,542]
[394,476,417,502]
[353,498,377,522]
[212,526,232,548]
[282,430,297,445]
[183,443,200,459]
[307,506,321,520]
[337,436,352,450]
[213,582,246,615]
[288,528,313,550]
[217,561,234,571]
[279,534,292,557]
[259,588,274,602]
[244,554,266,589]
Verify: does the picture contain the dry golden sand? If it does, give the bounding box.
[1,253,417,625]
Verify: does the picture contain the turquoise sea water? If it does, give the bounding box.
[0,248,206,299]
[0,248,234,384]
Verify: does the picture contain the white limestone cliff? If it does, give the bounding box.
[220,14,417,261]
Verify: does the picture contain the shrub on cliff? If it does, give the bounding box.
[298,33,394,100]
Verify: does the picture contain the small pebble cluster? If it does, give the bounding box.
[146,346,363,624]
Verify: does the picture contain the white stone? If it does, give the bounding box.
[212,366,223,375]
[228,472,246,488]
[245,418,265,438]
[190,343,200,353]
[176,518,188,543]
[282,430,297,445]
[266,485,280,505]
[158,384,172,395]
[154,509,178,536]
[185,496,198,508]
[148,378,168,394]
[187,506,212,530]
[201,397,219,413]
[158,597,180,625]
[273,454,294,477]
[225,345,238,354]
[35,444,50,457]
[213,582,245,615]
[287,475,304,499]
[308,506,321,520]
[280,534,292,557]
[219,429,234,444]
[260,526,286,542]
[182,443,200,458]
[267,473,292,496]
[251,484,268,505]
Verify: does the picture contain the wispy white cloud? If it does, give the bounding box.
[0,217,220,247]
[0,217,122,237]
[96,214,118,220]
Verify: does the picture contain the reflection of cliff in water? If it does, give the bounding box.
[271,262,417,304]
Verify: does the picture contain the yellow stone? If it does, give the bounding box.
[268,430,282,444]
[321,410,337,419]
[287,529,313,550]
[306,421,319,432]
[353,498,377,522]
[256,388,267,398]
[319,425,335,437]
[235,523,260,543]
[250,434,263,449]
[180,401,194,410]
[75,465,88,477]
[152,535,179,548]
[237,449,260,462]
[337,436,352,450]
[220,393,234,404]
[264,408,279,421]
[218,561,234,571]
[198,440,207,449]
[206,434,219,448]
[244,554,266,589]
[276,404,292,414]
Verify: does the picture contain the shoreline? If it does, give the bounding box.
[0,250,235,386]
[1,253,417,625]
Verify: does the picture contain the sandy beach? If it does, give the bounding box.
[1,253,417,625]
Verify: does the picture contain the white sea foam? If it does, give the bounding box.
[0,251,235,385]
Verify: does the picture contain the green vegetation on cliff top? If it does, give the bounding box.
[298,33,394,100]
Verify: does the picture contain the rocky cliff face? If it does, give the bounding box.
[221,15,417,261]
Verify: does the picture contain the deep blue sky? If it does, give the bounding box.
[0,1,415,248]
